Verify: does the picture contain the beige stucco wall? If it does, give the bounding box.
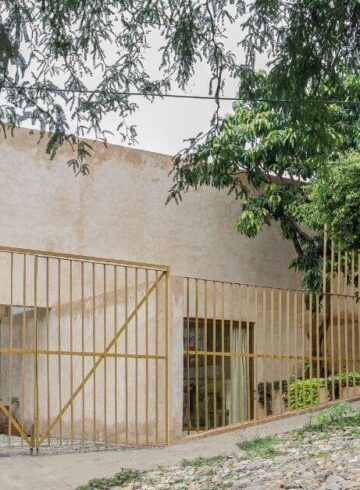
[0,128,306,445]
[0,128,299,289]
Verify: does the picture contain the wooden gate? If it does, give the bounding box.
[0,246,169,453]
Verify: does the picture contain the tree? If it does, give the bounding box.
[241,0,360,100]
[304,151,360,252]
[169,71,360,288]
[167,71,360,360]
[1,1,360,171]
[0,0,244,172]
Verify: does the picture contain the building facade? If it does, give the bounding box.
[0,129,357,451]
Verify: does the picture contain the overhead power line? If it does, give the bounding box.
[3,84,360,105]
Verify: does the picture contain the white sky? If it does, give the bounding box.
[16,22,269,157]
[113,39,269,156]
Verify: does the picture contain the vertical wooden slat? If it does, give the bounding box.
[21,255,27,447]
[154,270,158,442]
[262,288,267,417]
[124,266,128,444]
[92,262,96,445]
[254,287,258,420]
[286,290,290,413]
[337,252,342,399]
[293,291,298,410]
[322,231,328,399]
[278,289,283,414]
[221,282,225,426]
[238,285,243,422]
[344,252,349,393]
[103,265,107,445]
[301,292,306,408]
[316,294,321,403]
[308,293,313,406]
[8,253,13,448]
[358,253,360,386]
[58,258,62,446]
[186,278,190,434]
[270,288,275,416]
[34,254,39,451]
[164,271,169,444]
[145,269,149,443]
[351,252,356,397]
[113,265,118,445]
[229,283,233,424]
[204,280,209,431]
[246,286,250,420]
[70,261,74,445]
[134,267,138,444]
[329,241,335,401]
[213,281,217,428]
[195,278,200,432]
[81,261,85,445]
[46,258,50,445]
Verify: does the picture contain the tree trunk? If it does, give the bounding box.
[310,298,331,377]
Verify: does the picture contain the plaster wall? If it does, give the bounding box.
[0,128,299,289]
[0,128,307,444]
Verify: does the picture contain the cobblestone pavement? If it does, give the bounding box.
[119,426,360,490]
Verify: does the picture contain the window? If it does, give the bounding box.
[184,317,254,430]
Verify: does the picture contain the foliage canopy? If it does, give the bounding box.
[304,152,360,252]
[2,1,360,292]
[1,1,360,170]
[168,71,360,291]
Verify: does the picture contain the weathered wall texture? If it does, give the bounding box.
[0,128,299,289]
[0,128,306,444]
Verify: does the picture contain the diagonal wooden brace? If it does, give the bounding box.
[0,400,32,447]
[38,271,167,446]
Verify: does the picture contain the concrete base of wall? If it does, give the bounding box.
[180,395,360,443]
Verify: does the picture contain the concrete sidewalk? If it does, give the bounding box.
[1,401,359,490]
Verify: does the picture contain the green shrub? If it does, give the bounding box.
[306,401,357,432]
[285,378,325,409]
[327,371,360,385]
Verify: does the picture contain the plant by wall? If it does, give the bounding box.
[285,378,326,410]
[258,371,360,413]
[326,371,360,399]
[257,381,288,415]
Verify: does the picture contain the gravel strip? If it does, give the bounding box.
[0,434,152,457]
[119,426,360,489]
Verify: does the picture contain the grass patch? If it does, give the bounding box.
[349,425,360,436]
[206,455,228,464]
[237,435,281,458]
[76,468,140,490]
[181,456,207,467]
[181,455,227,467]
[303,401,360,433]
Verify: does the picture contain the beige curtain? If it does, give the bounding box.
[230,324,248,423]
